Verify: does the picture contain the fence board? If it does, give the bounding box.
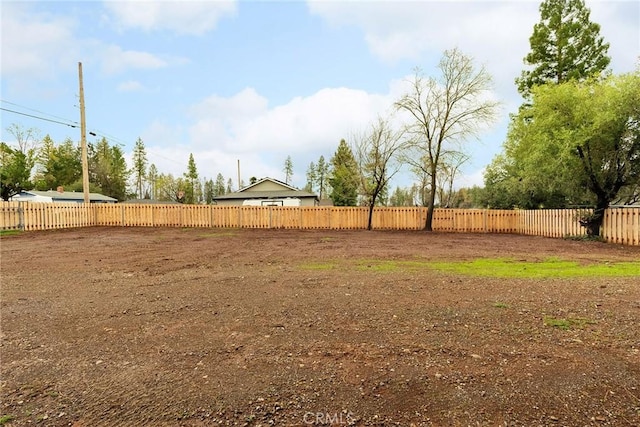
[0,202,22,230]
[1,202,637,245]
[603,208,640,246]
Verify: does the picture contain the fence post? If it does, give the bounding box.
[483,209,487,233]
[18,202,25,231]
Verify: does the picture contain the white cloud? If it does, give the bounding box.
[117,80,145,92]
[104,0,238,35]
[186,86,391,153]
[138,85,399,185]
[0,3,79,80]
[589,1,640,72]
[101,45,170,74]
[308,0,639,112]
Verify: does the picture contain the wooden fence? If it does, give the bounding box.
[1,202,638,246]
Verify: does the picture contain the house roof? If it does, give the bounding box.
[22,190,117,202]
[213,189,318,200]
[238,177,298,192]
[213,177,318,201]
[123,199,182,205]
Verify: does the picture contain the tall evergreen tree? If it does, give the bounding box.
[315,155,329,200]
[34,137,82,191]
[203,178,214,204]
[304,161,316,193]
[516,0,610,98]
[215,173,226,196]
[329,139,359,206]
[146,163,158,199]
[91,137,129,201]
[283,155,294,185]
[183,153,199,204]
[132,137,148,199]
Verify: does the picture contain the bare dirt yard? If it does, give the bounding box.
[1,227,639,426]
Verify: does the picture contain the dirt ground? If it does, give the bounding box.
[1,227,639,427]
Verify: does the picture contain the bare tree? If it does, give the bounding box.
[354,116,405,230]
[436,151,469,208]
[6,123,39,154]
[395,48,499,230]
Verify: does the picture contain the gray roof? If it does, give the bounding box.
[24,190,117,202]
[123,199,181,204]
[213,190,318,200]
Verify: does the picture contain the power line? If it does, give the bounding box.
[0,101,128,147]
[1,100,186,167]
[0,107,78,128]
[1,99,80,126]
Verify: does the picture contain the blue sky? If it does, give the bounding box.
[1,0,638,192]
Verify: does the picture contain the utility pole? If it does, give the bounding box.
[78,62,90,204]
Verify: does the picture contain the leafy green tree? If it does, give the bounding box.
[395,48,498,230]
[388,186,416,207]
[156,173,186,202]
[226,178,233,193]
[1,124,38,200]
[283,155,294,185]
[451,186,487,208]
[502,72,640,235]
[0,143,33,200]
[516,0,610,99]
[132,137,148,199]
[329,139,359,206]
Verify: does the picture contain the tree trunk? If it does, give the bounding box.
[581,197,608,236]
[424,170,438,231]
[367,203,374,231]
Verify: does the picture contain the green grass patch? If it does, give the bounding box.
[0,229,22,237]
[543,315,595,330]
[493,301,509,309]
[427,257,640,278]
[0,415,14,425]
[299,257,639,278]
[299,261,337,271]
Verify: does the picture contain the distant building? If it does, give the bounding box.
[213,177,319,207]
[11,188,117,204]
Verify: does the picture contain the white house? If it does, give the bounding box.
[11,188,117,204]
[212,177,319,207]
